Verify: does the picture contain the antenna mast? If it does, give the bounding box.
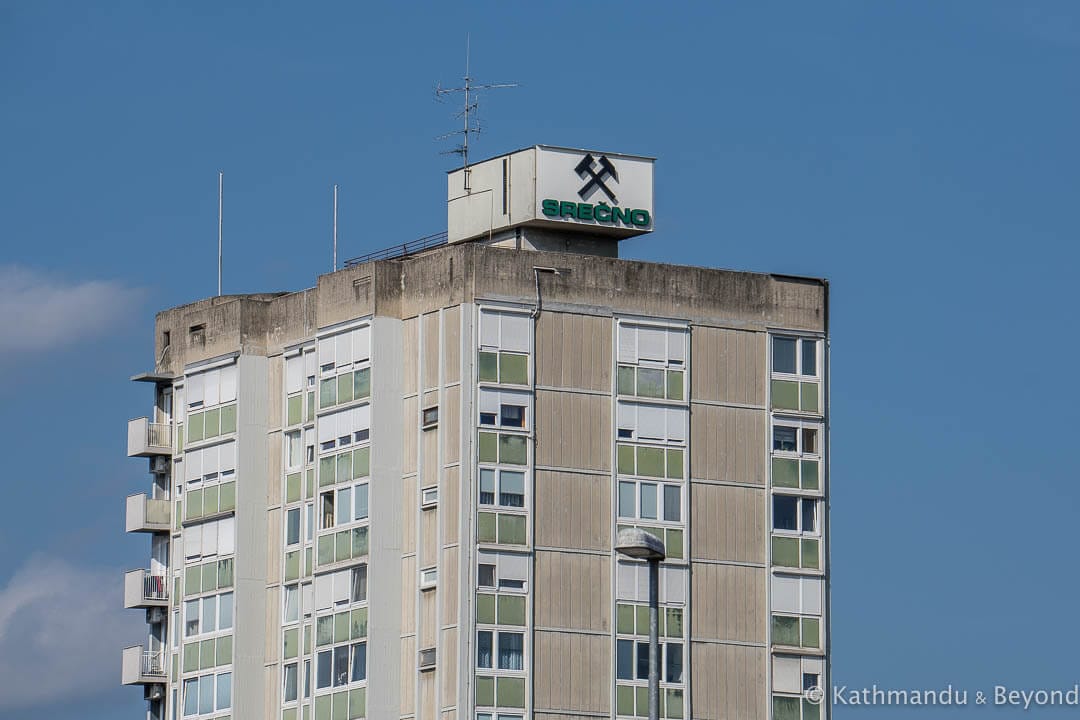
[332,184,338,271]
[435,35,517,192]
[217,171,223,296]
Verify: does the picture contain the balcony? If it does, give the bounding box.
[124,569,168,609]
[127,417,173,457]
[126,493,171,533]
[121,645,166,685]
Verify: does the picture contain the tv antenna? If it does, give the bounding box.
[435,35,517,192]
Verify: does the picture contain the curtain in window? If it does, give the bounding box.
[498,632,524,671]
[477,631,493,668]
[350,643,367,682]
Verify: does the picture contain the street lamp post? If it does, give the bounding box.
[615,527,667,720]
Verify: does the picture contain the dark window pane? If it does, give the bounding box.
[351,566,367,602]
[477,631,493,668]
[616,639,634,680]
[479,469,495,505]
[801,500,816,533]
[316,651,332,689]
[773,338,797,374]
[350,643,366,682]
[773,426,797,452]
[663,485,681,522]
[479,413,497,426]
[498,632,524,670]
[498,578,525,590]
[478,564,496,587]
[499,471,525,508]
[802,428,818,454]
[665,642,683,683]
[500,405,525,428]
[804,672,820,691]
[636,642,649,680]
[801,340,817,376]
[333,646,349,686]
[617,428,633,439]
[773,496,798,531]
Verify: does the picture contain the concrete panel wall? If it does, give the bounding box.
[533,631,610,714]
[691,564,766,644]
[535,391,610,472]
[534,470,610,552]
[533,551,610,633]
[536,312,612,392]
[690,484,766,564]
[691,326,766,407]
[689,404,767,485]
[691,643,767,720]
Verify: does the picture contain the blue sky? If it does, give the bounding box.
[1,1,1078,717]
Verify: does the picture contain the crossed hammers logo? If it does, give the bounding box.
[575,154,619,204]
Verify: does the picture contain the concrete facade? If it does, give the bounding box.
[125,238,829,720]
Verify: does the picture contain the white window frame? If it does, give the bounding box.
[771,335,821,379]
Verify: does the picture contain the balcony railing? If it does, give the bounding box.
[121,645,166,685]
[124,569,168,608]
[125,493,171,533]
[127,417,173,457]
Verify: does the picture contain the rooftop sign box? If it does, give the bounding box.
[447,145,654,244]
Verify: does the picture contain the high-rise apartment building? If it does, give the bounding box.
[123,146,830,720]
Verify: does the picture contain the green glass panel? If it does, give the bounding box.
[221,481,236,512]
[801,381,819,413]
[287,395,303,426]
[772,458,799,489]
[617,444,636,474]
[476,593,496,624]
[185,488,203,521]
[666,369,684,401]
[220,404,237,434]
[217,558,234,588]
[183,642,199,672]
[320,457,336,487]
[352,527,369,557]
[475,676,495,706]
[478,352,499,382]
[320,378,336,409]
[202,562,219,592]
[306,469,315,498]
[617,366,636,395]
[801,538,820,570]
[176,502,182,530]
[286,473,302,503]
[305,546,313,576]
[336,453,352,484]
[800,459,820,491]
[500,353,528,385]
[314,695,331,720]
[337,374,353,405]
[304,624,312,653]
[771,615,800,646]
[284,709,297,720]
[616,603,635,634]
[350,607,368,639]
[496,677,526,708]
[335,530,351,562]
[354,368,370,400]
[334,611,351,643]
[636,686,648,717]
[283,628,298,659]
[773,696,800,720]
[184,565,201,596]
[332,690,348,720]
[177,424,184,453]
[478,432,498,463]
[498,514,527,545]
[316,616,334,646]
[353,447,370,478]
[203,485,219,516]
[666,688,684,719]
[616,685,635,716]
[802,617,821,648]
[304,703,311,720]
[771,380,799,410]
[666,607,684,638]
[772,536,800,567]
[200,638,215,669]
[477,512,497,542]
[306,392,315,422]
[637,447,665,478]
[317,535,334,565]
[174,577,181,604]
[803,698,821,720]
[497,595,526,626]
[284,551,300,582]
[666,448,684,479]
[637,368,665,399]
[216,634,232,666]
[499,434,527,465]
[204,408,220,438]
[188,412,204,443]
[348,688,365,720]
[635,605,650,636]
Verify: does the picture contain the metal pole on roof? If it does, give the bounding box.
[217,171,223,296]
[333,184,339,271]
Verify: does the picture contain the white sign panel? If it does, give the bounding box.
[534,146,654,233]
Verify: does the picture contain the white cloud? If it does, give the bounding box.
[0,266,143,355]
[0,556,144,709]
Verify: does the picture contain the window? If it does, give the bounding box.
[419,647,437,670]
[351,565,367,603]
[615,599,685,719]
[283,584,299,623]
[422,406,439,428]
[421,486,438,508]
[772,423,820,455]
[286,508,301,546]
[618,480,681,523]
[184,592,233,639]
[316,642,367,688]
[616,323,688,402]
[771,336,822,414]
[318,405,370,452]
[283,662,298,702]
[420,567,437,589]
[478,310,531,385]
[319,483,369,530]
[476,631,525,670]
[182,671,231,716]
[771,614,821,649]
[773,336,818,377]
[476,552,528,591]
[478,564,496,588]
[479,468,525,508]
[772,496,818,534]
[616,402,687,444]
[286,431,303,469]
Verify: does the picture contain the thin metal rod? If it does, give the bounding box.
[649,558,660,720]
[332,184,338,271]
[217,171,223,296]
